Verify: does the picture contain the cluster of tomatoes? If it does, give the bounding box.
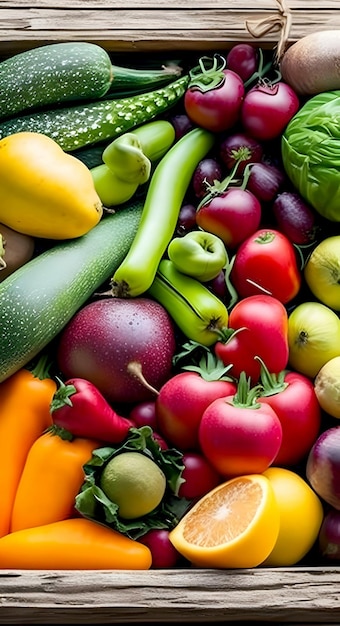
[123,43,340,566]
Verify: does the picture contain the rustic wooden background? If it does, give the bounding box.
[0,1,340,623]
[0,566,340,624]
[1,0,340,57]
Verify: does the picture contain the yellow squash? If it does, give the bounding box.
[0,132,103,239]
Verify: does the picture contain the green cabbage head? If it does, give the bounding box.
[281,90,340,222]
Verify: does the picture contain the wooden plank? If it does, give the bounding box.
[0,566,340,624]
[0,3,340,624]
[0,1,339,55]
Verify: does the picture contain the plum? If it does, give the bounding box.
[56,297,177,405]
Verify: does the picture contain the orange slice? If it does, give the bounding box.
[169,474,280,569]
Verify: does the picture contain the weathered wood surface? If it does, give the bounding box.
[0,1,340,56]
[0,566,339,624]
[0,3,340,625]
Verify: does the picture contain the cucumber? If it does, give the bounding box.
[0,201,143,383]
[0,42,114,121]
[0,75,189,151]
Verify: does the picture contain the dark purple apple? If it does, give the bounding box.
[56,297,177,405]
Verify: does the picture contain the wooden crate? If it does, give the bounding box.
[1,2,340,624]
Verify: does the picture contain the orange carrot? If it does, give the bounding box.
[10,428,99,532]
[0,355,56,538]
[0,518,152,569]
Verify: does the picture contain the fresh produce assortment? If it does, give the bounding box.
[1,36,340,571]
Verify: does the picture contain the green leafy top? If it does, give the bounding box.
[75,425,190,540]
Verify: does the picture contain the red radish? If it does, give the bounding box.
[50,377,133,443]
[192,157,224,199]
[208,268,228,301]
[227,44,259,82]
[318,509,340,561]
[155,371,237,451]
[246,162,285,203]
[129,400,158,430]
[169,113,193,141]
[175,203,197,236]
[196,186,262,249]
[56,297,177,405]
[272,191,318,244]
[139,529,182,568]
[178,451,222,500]
[151,431,169,450]
[306,426,340,510]
[219,131,263,174]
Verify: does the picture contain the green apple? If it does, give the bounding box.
[288,301,340,378]
[167,230,228,282]
[304,236,340,311]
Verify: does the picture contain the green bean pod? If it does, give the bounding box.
[147,259,229,346]
[111,127,215,297]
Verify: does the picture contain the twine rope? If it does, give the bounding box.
[245,0,292,63]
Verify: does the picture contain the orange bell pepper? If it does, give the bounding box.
[10,428,100,532]
[0,355,56,538]
[0,518,152,569]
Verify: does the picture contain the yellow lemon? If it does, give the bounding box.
[263,467,324,566]
[169,474,280,569]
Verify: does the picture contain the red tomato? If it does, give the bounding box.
[178,451,222,500]
[230,228,302,304]
[198,376,283,477]
[214,294,289,383]
[241,80,300,141]
[258,370,322,467]
[196,187,262,249]
[184,57,245,132]
[155,371,237,451]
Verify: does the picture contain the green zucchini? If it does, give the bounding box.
[0,201,143,383]
[107,62,183,98]
[0,42,114,121]
[0,75,189,151]
[0,42,184,122]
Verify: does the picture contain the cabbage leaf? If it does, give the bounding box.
[281,90,340,221]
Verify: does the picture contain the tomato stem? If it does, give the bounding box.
[188,54,227,92]
[243,48,279,89]
[255,356,288,396]
[231,371,262,408]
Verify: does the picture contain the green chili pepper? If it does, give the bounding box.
[147,259,229,346]
[91,120,176,207]
[111,127,215,298]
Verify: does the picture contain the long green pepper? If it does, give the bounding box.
[111,127,215,298]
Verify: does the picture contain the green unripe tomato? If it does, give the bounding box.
[168,230,228,282]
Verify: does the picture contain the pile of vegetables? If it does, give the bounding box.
[1,34,340,570]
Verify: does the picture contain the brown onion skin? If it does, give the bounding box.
[280,31,340,95]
